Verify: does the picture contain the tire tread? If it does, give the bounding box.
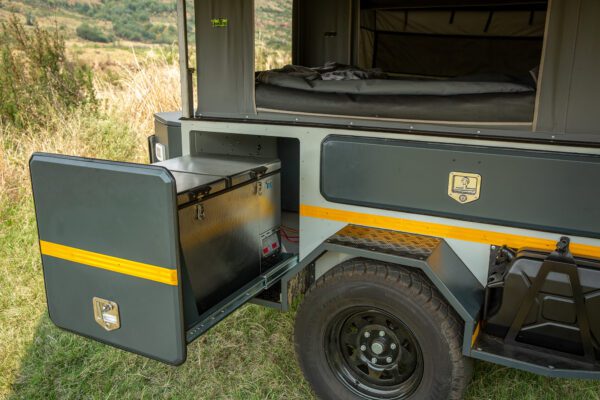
[296,258,472,400]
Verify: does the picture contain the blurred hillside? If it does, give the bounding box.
[0,1,177,44]
[0,0,292,67]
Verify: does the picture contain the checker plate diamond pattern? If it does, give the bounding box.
[327,225,441,260]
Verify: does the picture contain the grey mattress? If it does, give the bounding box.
[257,70,535,96]
[255,83,536,123]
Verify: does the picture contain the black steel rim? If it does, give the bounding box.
[325,307,424,399]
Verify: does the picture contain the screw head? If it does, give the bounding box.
[386,357,393,363]
[364,332,371,338]
[360,345,367,351]
[379,330,385,337]
[371,357,377,364]
[390,343,397,350]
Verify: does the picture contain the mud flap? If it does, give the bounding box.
[30,153,186,365]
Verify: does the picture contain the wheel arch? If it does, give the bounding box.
[282,225,485,356]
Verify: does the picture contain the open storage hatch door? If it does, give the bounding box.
[30,153,297,365]
[30,154,185,365]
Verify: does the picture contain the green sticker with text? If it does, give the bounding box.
[211,18,228,28]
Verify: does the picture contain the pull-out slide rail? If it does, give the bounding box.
[187,253,297,342]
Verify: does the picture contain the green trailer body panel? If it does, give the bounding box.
[30,153,186,365]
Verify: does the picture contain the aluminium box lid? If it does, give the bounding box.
[157,154,281,187]
[170,169,227,192]
[169,171,228,206]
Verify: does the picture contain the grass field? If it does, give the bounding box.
[0,4,599,400]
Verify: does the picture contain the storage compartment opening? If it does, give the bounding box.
[254,0,548,124]
[278,137,301,257]
[161,133,300,330]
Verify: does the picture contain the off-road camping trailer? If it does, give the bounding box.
[30,0,600,399]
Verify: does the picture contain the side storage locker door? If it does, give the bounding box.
[30,153,186,365]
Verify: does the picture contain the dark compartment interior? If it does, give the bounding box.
[255,0,547,123]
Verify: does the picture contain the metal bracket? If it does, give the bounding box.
[503,237,596,363]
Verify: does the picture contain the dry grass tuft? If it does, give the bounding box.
[95,49,181,143]
[256,40,292,70]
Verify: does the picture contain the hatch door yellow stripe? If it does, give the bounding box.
[39,240,178,286]
[300,205,600,259]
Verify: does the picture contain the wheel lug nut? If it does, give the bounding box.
[390,343,397,350]
[364,332,371,338]
[371,357,377,364]
[379,330,385,337]
[360,345,367,351]
[386,356,393,363]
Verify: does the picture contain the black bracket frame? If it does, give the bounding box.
[504,237,596,362]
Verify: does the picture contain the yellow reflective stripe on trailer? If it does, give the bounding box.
[300,205,600,259]
[39,240,178,286]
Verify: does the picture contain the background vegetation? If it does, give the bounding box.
[0,0,292,73]
[0,2,599,400]
[76,22,114,43]
[0,16,96,127]
[6,0,176,43]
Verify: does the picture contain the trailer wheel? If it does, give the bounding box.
[294,259,471,400]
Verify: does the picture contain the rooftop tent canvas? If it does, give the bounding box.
[195,0,255,116]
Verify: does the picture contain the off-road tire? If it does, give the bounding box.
[294,258,472,400]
